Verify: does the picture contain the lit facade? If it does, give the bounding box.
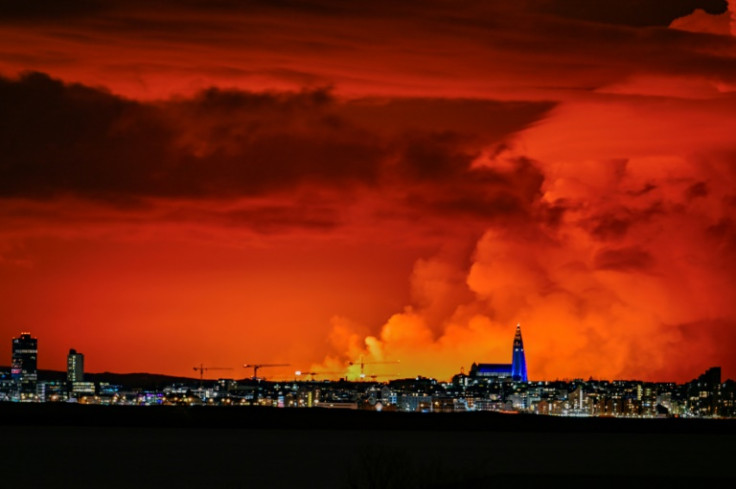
[67,349,84,383]
[469,323,529,382]
[469,363,512,379]
[12,332,38,392]
[511,323,528,382]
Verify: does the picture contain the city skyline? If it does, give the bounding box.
[1,1,736,382]
[6,326,530,383]
[3,326,730,387]
[3,330,732,419]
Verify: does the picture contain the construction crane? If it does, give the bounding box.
[243,363,290,380]
[192,364,233,389]
[349,356,400,379]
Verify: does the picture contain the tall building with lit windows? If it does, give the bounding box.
[67,349,84,383]
[12,332,38,392]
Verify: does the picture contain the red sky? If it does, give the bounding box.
[1,0,735,382]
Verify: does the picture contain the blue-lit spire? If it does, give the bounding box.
[511,323,528,382]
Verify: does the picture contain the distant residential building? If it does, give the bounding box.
[687,366,723,416]
[98,383,121,396]
[698,367,722,388]
[40,381,69,402]
[316,401,358,409]
[67,349,84,383]
[12,332,38,392]
[72,382,96,396]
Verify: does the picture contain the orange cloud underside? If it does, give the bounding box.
[1,1,735,382]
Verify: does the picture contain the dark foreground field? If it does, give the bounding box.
[0,404,734,488]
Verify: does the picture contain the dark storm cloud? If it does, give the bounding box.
[708,217,736,252]
[583,202,665,242]
[164,86,386,194]
[0,72,172,199]
[399,156,547,223]
[0,0,107,19]
[2,0,735,104]
[163,202,343,234]
[627,183,658,197]
[587,213,633,241]
[392,132,474,182]
[685,181,709,200]
[48,0,724,27]
[533,0,729,26]
[593,246,655,271]
[0,73,383,199]
[0,72,554,225]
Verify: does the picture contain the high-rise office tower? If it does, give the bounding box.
[12,332,38,390]
[510,323,528,382]
[67,349,84,383]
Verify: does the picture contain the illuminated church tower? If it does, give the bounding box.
[510,323,528,382]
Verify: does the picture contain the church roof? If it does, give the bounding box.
[474,363,512,374]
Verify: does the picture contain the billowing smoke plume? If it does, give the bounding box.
[314,156,736,382]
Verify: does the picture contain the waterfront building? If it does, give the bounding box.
[72,382,96,396]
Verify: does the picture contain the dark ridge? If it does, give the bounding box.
[1,402,735,434]
[84,371,200,389]
[0,368,201,389]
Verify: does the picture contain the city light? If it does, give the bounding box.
[1,329,733,417]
